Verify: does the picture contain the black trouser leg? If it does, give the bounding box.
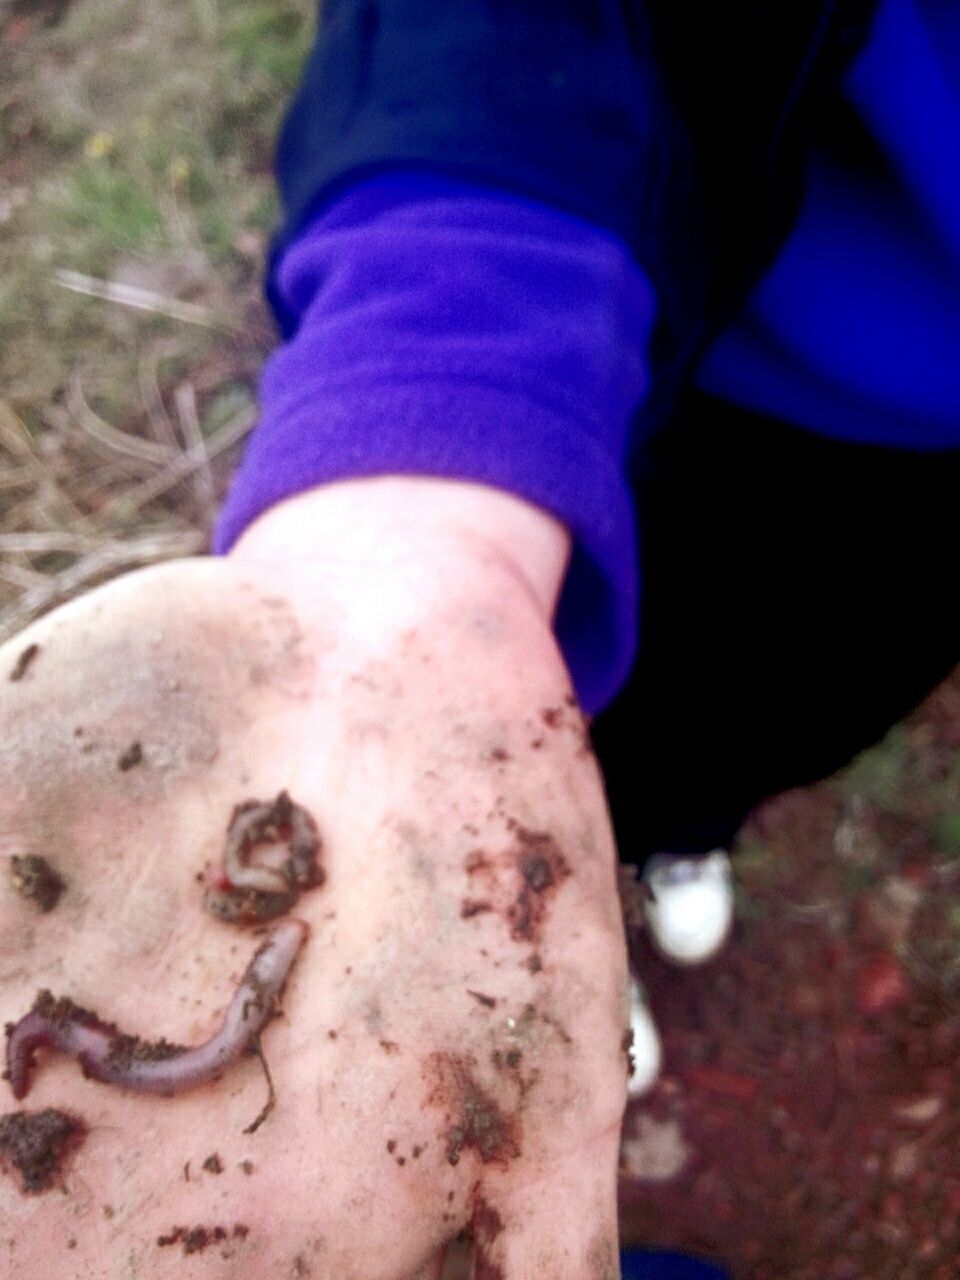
[591,392,960,864]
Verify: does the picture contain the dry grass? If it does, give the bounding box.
[0,0,314,636]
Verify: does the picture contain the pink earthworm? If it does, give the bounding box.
[223,792,322,895]
[223,802,291,895]
[203,793,323,924]
[4,919,307,1101]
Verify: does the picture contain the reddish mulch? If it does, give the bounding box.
[619,679,960,1279]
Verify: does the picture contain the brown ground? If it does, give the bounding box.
[619,674,960,1280]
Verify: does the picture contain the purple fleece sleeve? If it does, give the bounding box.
[214,171,656,714]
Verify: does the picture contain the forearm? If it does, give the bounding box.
[216,174,654,711]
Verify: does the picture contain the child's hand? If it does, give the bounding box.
[0,481,630,1279]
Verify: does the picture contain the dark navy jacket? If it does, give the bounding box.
[271,0,878,391]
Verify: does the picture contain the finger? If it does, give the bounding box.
[472,1131,621,1280]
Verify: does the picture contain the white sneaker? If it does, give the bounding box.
[642,849,734,965]
[626,975,662,1098]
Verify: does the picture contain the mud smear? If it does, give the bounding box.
[8,854,65,912]
[8,644,40,683]
[462,826,570,945]
[464,851,493,876]
[539,696,591,754]
[472,1196,505,1280]
[0,586,314,822]
[490,1037,539,1099]
[424,1053,521,1168]
[491,1048,522,1070]
[0,1108,86,1194]
[505,825,570,944]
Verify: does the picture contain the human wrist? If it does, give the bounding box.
[227,476,572,625]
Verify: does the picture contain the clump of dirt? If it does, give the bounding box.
[117,741,143,771]
[105,1033,187,1070]
[29,988,100,1029]
[8,854,65,912]
[425,1053,521,1169]
[0,1108,86,1193]
[157,1223,249,1255]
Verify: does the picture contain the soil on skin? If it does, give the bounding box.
[156,1223,250,1255]
[0,1109,86,1193]
[619,675,960,1280]
[8,854,65,912]
[425,1052,522,1169]
[8,643,40,682]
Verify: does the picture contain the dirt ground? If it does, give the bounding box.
[619,674,960,1279]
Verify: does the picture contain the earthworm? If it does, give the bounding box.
[4,919,307,1101]
[223,803,290,895]
[204,792,323,924]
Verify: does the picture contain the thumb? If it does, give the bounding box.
[470,1130,621,1280]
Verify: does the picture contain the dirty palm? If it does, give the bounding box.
[0,528,631,1279]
